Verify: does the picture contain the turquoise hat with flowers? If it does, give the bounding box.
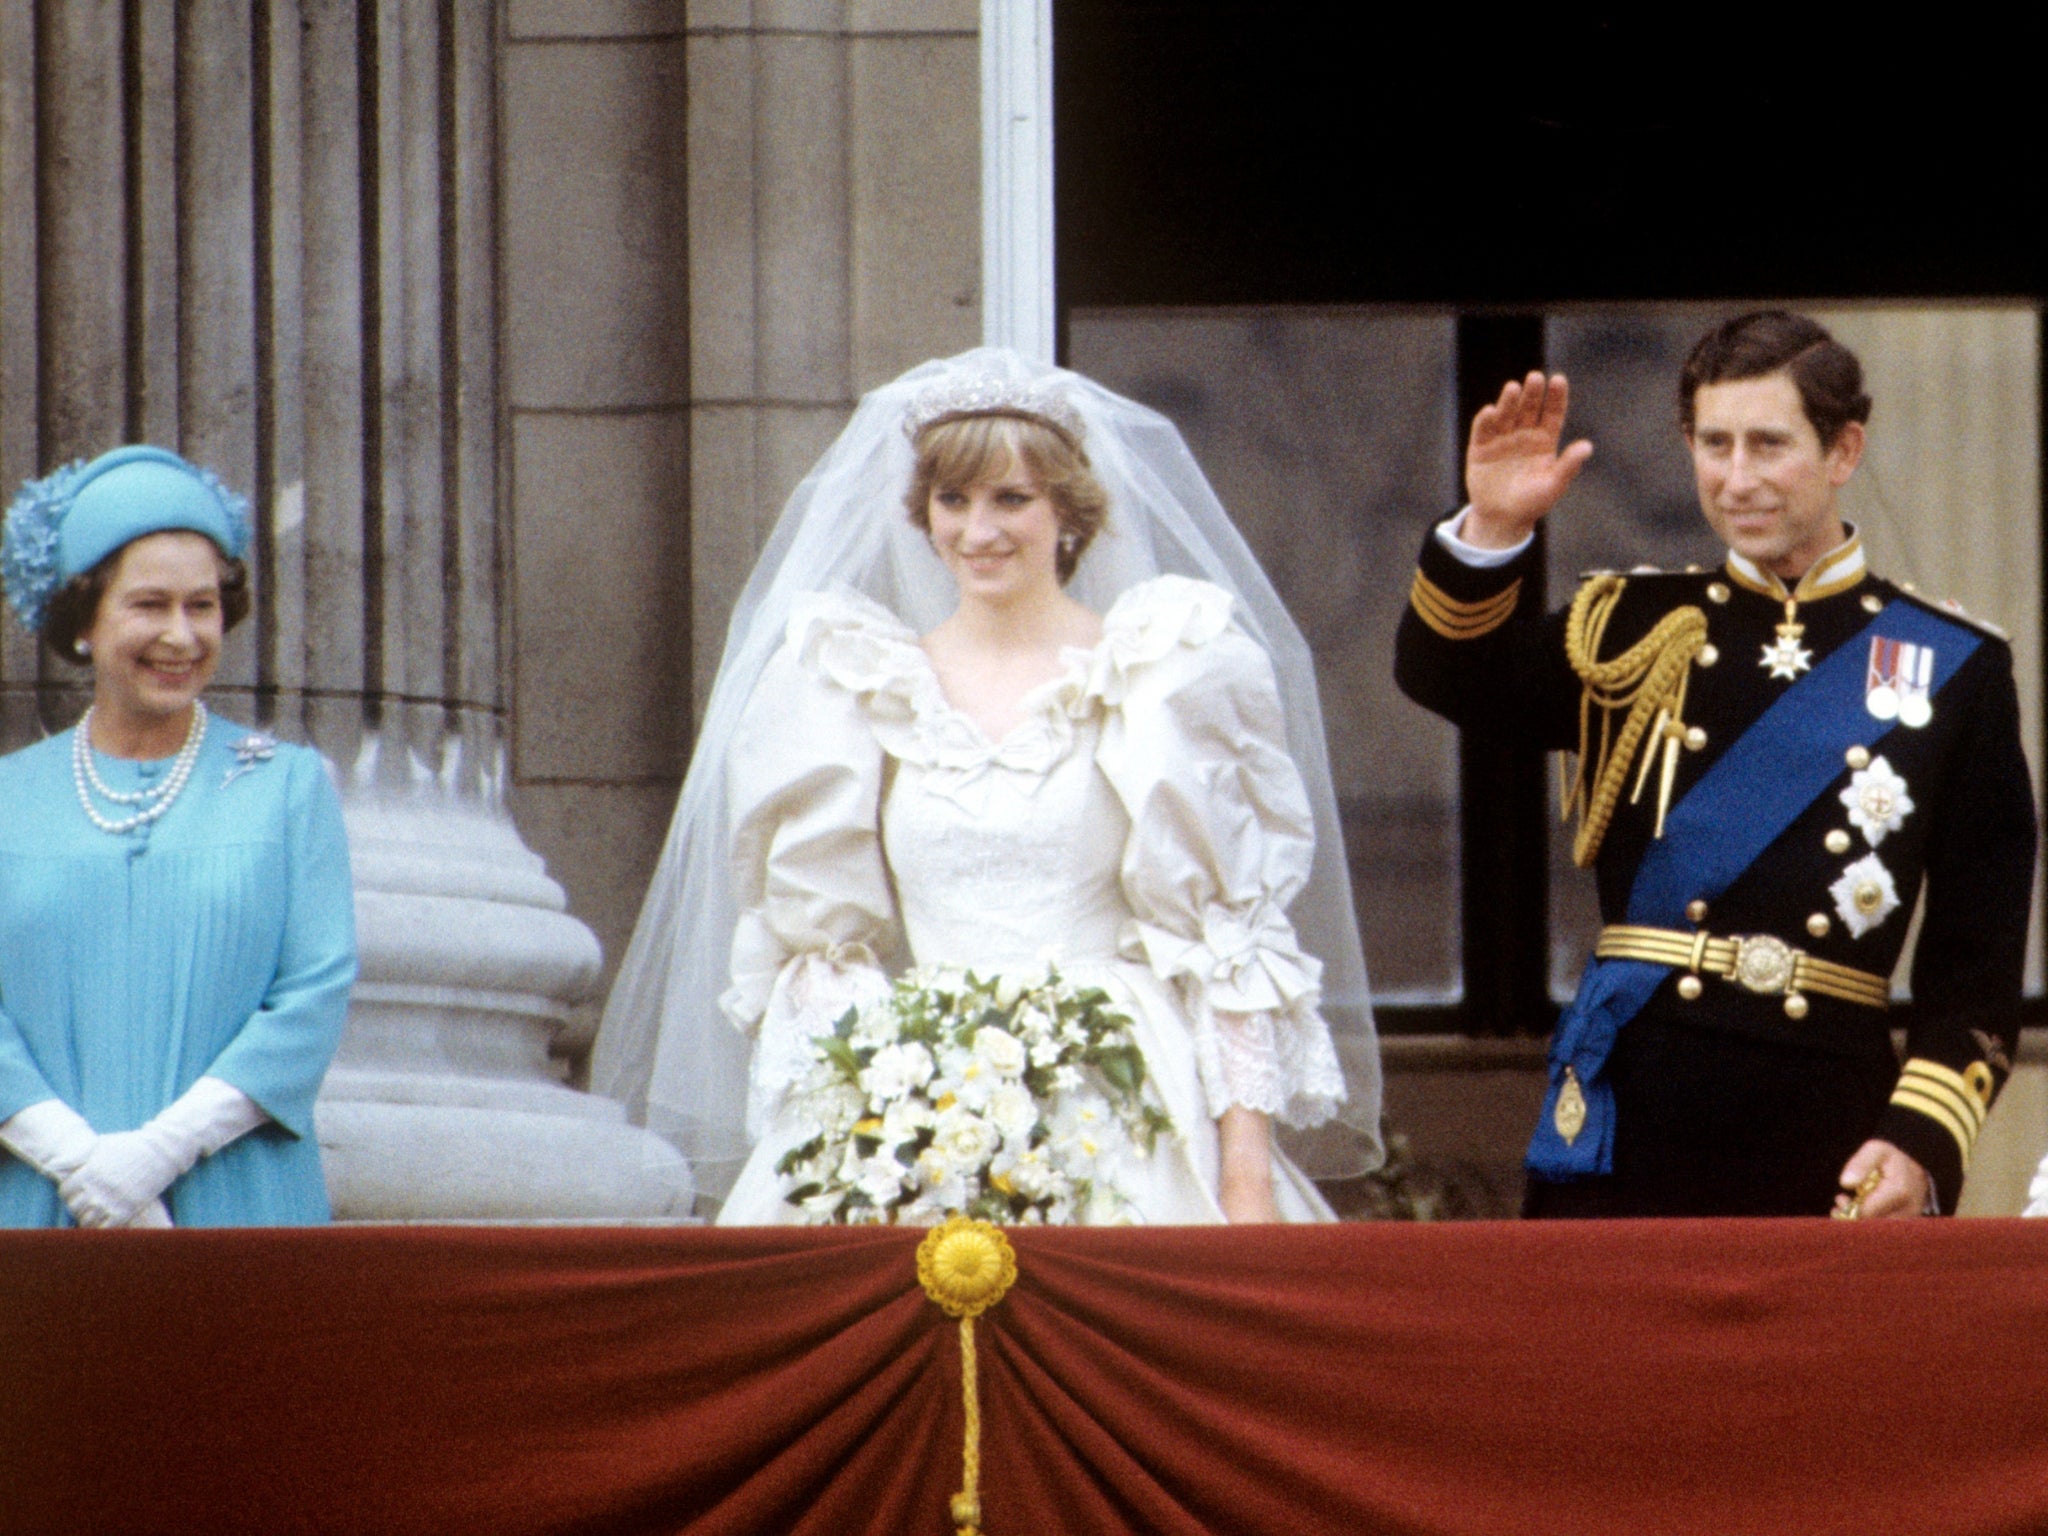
[2,445,251,632]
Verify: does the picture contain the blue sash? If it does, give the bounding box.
[1527,598,1982,1181]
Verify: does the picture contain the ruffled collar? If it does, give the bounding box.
[786,575,1237,803]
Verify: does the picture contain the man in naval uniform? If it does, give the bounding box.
[1395,310,2037,1218]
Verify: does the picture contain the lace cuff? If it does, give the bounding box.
[1194,1001,1347,1128]
[740,947,889,1140]
[1126,901,1346,1127]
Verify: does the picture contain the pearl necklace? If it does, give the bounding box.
[72,703,208,835]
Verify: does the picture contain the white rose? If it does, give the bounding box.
[933,1104,1001,1170]
[1003,1145,1057,1199]
[1014,1004,1054,1042]
[808,1082,867,1137]
[973,1026,1028,1079]
[855,1153,909,1208]
[1050,1093,1121,1173]
[986,1081,1039,1146]
[859,1041,935,1102]
[993,973,1025,1012]
[944,1050,996,1112]
[849,1003,897,1051]
[915,1147,969,1211]
[879,1097,936,1151]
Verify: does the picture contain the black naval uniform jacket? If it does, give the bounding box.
[1394,522,2038,1217]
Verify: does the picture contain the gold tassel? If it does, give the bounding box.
[1562,575,1709,867]
[917,1217,1019,1536]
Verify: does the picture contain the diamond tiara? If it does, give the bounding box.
[901,376,1086,445]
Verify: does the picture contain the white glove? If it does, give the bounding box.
[57,1078,266,1229]
[0,1098,98,1179]
[4,1100,174,1227]
[151,1075,267,1159]
[60,1128,185,1228]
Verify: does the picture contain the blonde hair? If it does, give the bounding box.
[904,412,1109,583]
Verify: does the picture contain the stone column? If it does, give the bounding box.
[680,0,982,713]
[0,0,691,1218]
[979,0,1053,360]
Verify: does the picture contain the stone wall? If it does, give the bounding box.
[503,1,981,1057]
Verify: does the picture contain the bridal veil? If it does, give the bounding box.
[591,348,1382,1199]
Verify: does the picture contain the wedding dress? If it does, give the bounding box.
[591,347,1381,1209]
[716,577,1346,1224]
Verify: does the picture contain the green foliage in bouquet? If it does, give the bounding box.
[777,964,1173,1226]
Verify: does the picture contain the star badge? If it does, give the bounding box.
[1830,851,1901,938]
[1760,629,1813,679]
[1839,756,1914,847]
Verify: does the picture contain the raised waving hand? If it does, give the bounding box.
[1462,371,1594,549]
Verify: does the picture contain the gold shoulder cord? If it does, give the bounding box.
[1560,575,1709,867]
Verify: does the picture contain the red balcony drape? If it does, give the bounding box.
[3,1219,2045,1535]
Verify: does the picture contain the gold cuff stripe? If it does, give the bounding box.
[1895,1060,1989,1136]
[1592,925,1890,1009]
[1409,571,1521,640]
[1891,1058,1989,1169]
[1889,1087,1979,1170]
[1893,1079,1985,1145]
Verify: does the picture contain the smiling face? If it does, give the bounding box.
[1686,370,1864,580]
[906,412,1108,588]
[82,531,225,746]
[926,457,1066,606]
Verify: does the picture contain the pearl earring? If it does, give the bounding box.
[76,640,91,657]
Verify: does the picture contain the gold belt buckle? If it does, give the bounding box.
[1730,934,1797,995]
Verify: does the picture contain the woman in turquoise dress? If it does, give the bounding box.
[0,446,356,1227]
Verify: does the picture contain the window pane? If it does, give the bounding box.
[1067,309,1463,1002]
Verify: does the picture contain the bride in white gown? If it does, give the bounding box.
[592,350,1382,1222]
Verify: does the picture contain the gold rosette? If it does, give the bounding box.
[917,1218,1018,1535]
[918,1216,1018,1318]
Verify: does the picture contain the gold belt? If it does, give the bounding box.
[1594,924,1890,1018]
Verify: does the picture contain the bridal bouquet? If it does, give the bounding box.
[777,964,1173,1226]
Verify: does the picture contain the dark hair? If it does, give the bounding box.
[904,411,1110,584]
[43,540,252,665]
[1679,310,1873,449]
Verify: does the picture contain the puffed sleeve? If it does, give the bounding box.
[1091,575,1347,1128]
[720,591,909,1136]
[200,746,357,1140]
